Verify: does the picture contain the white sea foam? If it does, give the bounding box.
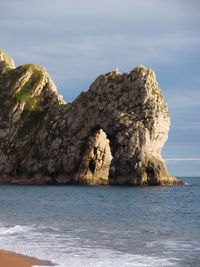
[52,252,176,267]
[1,220,198,267]
[0,224,33,235]
[0,223,178,267]
[146,240,198,250]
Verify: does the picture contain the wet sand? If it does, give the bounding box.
[0,250,54,267]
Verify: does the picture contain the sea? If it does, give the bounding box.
[0,177,199,267]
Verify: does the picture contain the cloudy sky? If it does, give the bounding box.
[1,0,199,176]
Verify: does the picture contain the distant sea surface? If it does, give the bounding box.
[0,177,199,267]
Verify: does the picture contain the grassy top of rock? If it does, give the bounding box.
[0,49,15,74]
[13,64,46,111]
[0,49,62,112]
[0,49,64,148]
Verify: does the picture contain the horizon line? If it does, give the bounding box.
[164,158,200,161]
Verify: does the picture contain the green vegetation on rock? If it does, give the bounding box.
[14,65,45,111]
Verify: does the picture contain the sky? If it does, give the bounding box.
[0,0,199,176]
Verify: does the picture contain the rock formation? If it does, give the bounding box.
[0,49,183,185]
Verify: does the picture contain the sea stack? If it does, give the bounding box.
[0,49,183,185]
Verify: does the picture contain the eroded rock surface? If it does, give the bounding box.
[75,129,112,185]
[0,49,183,185]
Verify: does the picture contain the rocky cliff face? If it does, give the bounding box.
[0,49,183,185]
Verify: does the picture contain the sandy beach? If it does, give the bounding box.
[0,250,54,267]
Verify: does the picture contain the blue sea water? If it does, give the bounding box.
[0,177,199,267]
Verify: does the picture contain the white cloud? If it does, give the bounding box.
[1,0,199,71]
[166,90,200,109]
[1,0,199,23]
[1,0,199,103]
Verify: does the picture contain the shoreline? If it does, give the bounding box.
[0,250,54,267]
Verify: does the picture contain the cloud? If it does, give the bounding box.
[166,90,200,109]
[1,0,200,23]
[1,0,199,82]
[1,1,199,101]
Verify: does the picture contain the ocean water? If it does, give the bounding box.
[0,177,199,267]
